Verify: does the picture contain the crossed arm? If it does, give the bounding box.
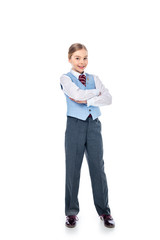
[60,74,112,107]
[69,92,101,104]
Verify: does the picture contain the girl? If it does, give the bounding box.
[60,43,115,228]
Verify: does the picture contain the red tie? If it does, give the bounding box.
[79,74,86,86]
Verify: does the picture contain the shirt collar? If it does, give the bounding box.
[70,69,86,79]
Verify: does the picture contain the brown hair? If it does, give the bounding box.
[68,43,88,59]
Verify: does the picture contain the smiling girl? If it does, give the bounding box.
[60,43,115,228]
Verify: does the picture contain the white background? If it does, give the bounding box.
[0,0,160,239]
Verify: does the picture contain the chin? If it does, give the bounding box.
[78,68,86,73]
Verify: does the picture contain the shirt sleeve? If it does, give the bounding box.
[60,74,100,101]
[87,75,112,107]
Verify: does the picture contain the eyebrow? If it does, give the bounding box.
[74,55,88,57]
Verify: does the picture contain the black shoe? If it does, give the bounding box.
[65,215,78,228]
[100,214,115,228]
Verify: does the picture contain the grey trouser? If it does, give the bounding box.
[65,116,111,216]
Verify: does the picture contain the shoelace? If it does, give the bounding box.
[101,214,112,220]
[67,215,79,221]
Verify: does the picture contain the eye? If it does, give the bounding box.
[75,57,79,60]
[84,57,88,60]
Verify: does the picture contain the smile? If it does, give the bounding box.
[78,66,85,68]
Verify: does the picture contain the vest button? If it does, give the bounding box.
[89,109,91,112]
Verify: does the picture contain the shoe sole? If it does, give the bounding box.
[104,224,115,228]
[65,223,76,228]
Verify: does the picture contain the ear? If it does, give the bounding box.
[68,58,71,63]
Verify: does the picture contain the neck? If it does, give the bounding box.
[72,68,84,74]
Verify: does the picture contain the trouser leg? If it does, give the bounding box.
[85,118,111,216]
[65,117,87,216]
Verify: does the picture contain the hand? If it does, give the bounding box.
[69,97,87,104]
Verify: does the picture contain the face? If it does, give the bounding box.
[69,49,88,73]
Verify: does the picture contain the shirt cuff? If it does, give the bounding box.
[94,89,100,96]
[87,97,95,107]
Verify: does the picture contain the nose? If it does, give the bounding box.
[80,59,84,64]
